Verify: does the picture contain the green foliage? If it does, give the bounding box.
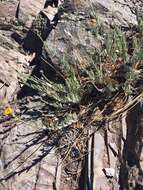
[105,26,128,62]
[27,57,83,109]
[60,56,82,103]
[137,12,143,37]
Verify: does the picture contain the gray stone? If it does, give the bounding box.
[18,0,47,27]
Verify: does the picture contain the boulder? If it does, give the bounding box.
[18,0,46,27]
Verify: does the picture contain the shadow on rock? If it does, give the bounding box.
[17,8,64,99]
[0,126,61,182]
[119,103,143,189]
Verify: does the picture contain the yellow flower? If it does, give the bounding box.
[4,106,13,116]
[90,18,97,26]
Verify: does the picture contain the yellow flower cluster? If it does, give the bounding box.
[4,106,13,116]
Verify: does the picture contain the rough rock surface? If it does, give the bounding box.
[84,105,143,190]
[18,0,46,27]
[0,119,61,190]
[0,0,26,106]
[0,0,143,190]
[0,0,19,18]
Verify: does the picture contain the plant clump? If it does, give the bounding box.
[17,14,143,185]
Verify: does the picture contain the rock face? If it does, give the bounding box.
[83,104,143,190]
[0,0,25,106]
[0,0,19,18]
[90,0,137,25]
[0,119,61,190]
[0,1,61,190]
[119,105,143,189]
[18,0,47,27]
[0,0,143,190]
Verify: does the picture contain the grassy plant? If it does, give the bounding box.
[137,11,143,37]
[105,26,128,62]
[25,56,83,110]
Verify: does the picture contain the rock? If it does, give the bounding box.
[103,168,115,178]
[0,37,26,105]
[44,0,140,74]
[0,0,19,18]
[0,22,34,106]
[91,0,138,26]
[86,127,120,190]
[119,104,143,189]
[44,12,102,72]
[92,133,109,190]
[18,0,47,27]
[0,119,61,190]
